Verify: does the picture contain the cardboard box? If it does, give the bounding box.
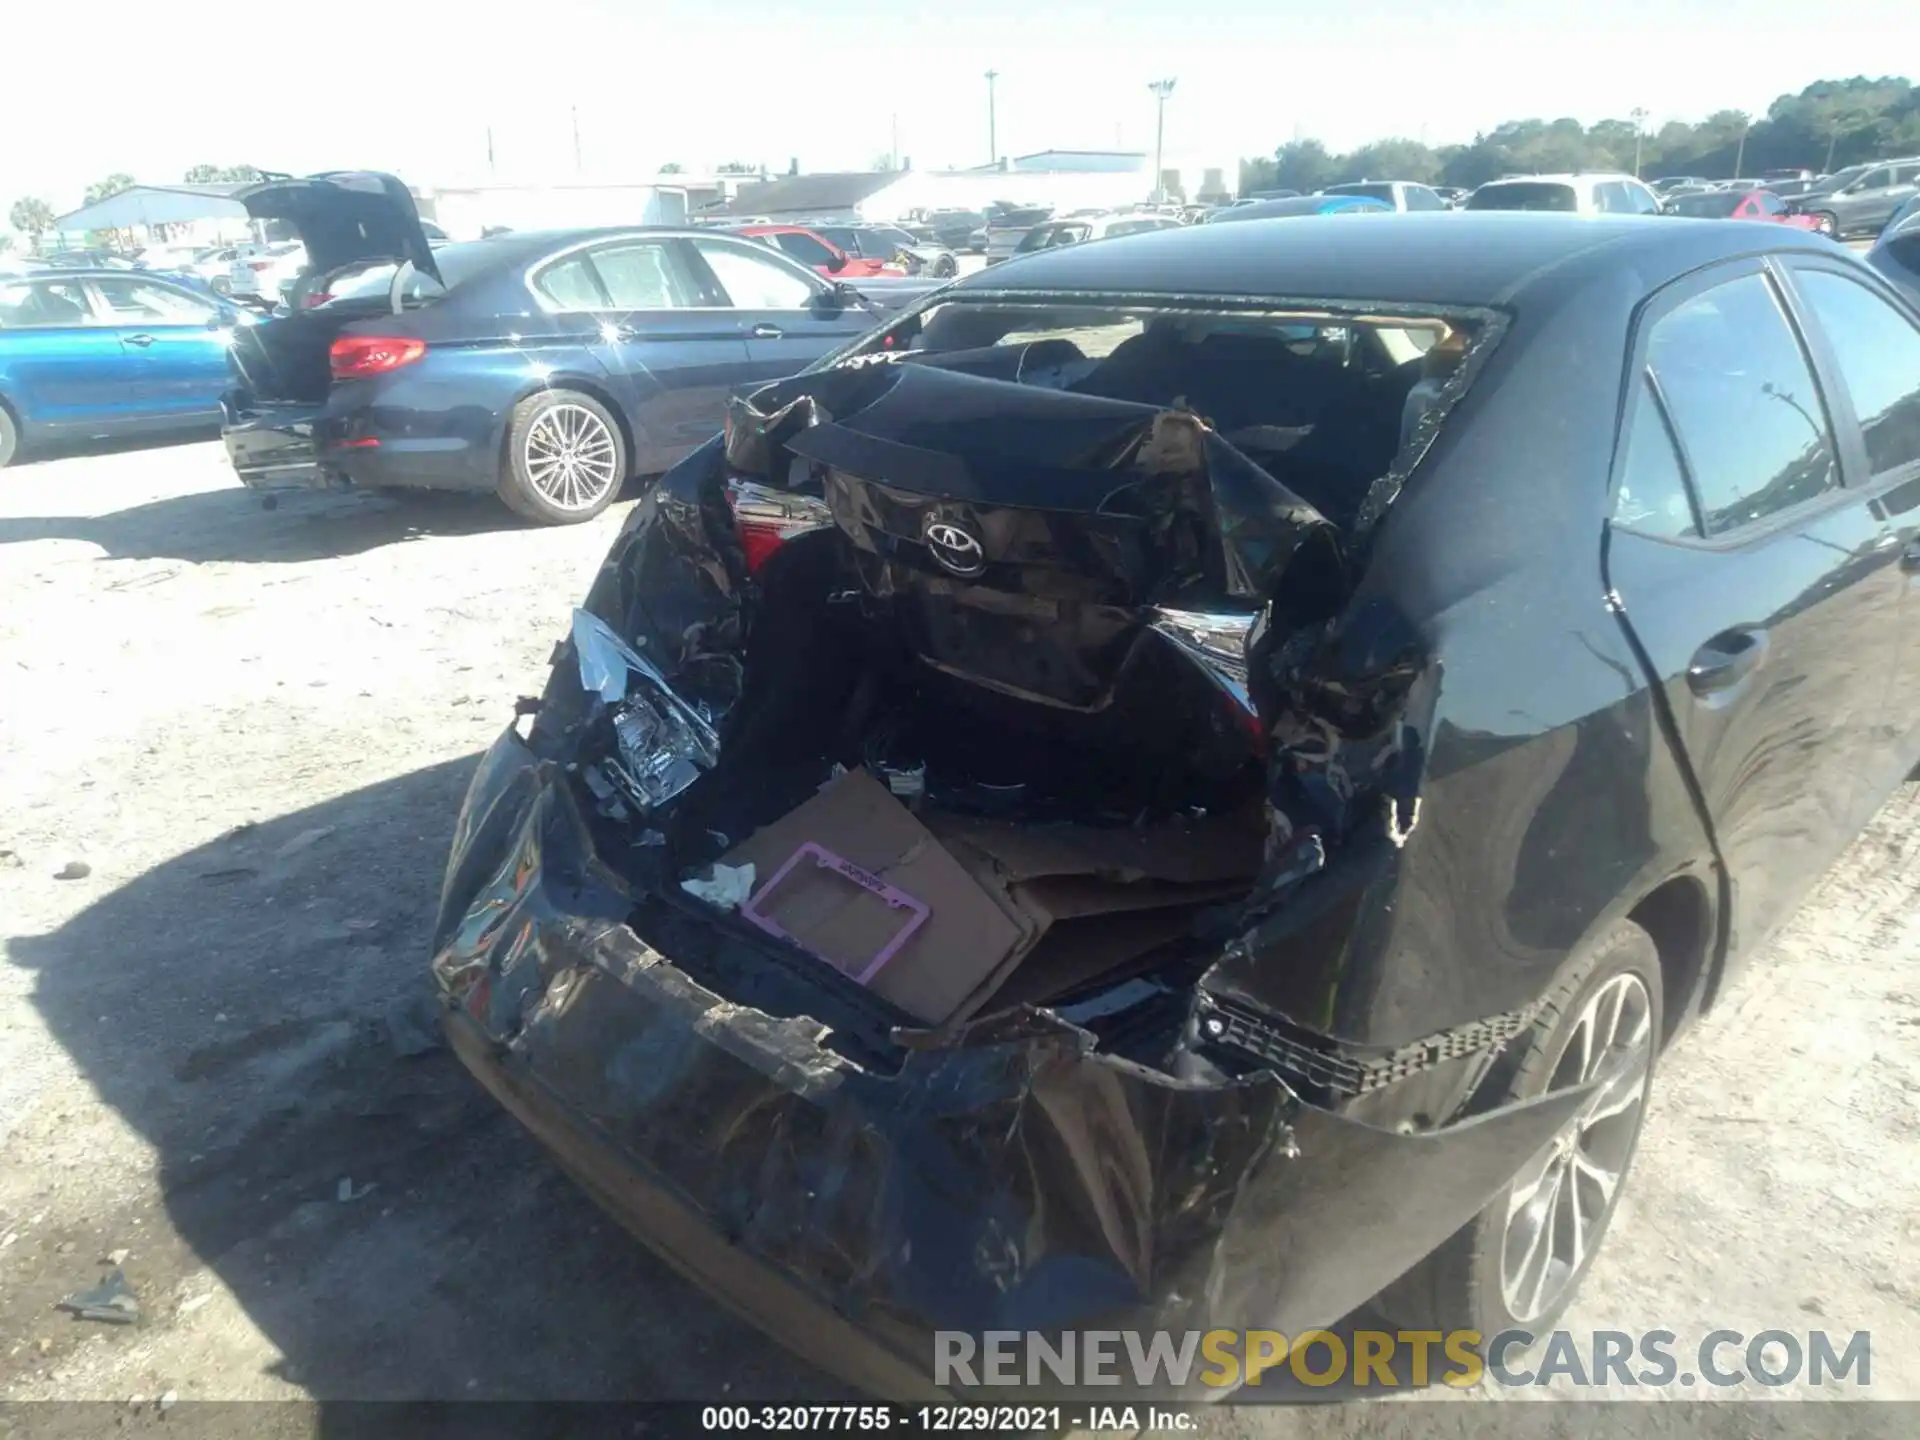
[721,769,1259,1026]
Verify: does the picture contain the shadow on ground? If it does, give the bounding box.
[8,755,839,1403]
[0,486,536,564]
[10,427,223,467]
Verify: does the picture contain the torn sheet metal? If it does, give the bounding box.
[433,726,1593,1401]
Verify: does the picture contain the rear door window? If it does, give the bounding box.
[85,276,215,323]
[1791,268,1920,477]
[0,278,93,326]
[1647,271,1839,535]
[589,241,703,310]
[533,254,609,310]
[1611,374,1700,538]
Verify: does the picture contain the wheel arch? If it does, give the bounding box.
[1623,870,1718,1048]
[496,375,644,479]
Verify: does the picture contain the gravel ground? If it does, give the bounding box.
[0,439,1915,1435]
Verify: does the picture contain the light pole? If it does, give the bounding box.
[1148,78,1177,203]
[1630,107,1649,178]
[984,69,999,166]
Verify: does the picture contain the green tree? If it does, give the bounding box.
[1259,75,1917,201]
[657,162,685,174]
[9,196,55,239]
[1270,139,1339,193]
[83,173,136,205]
[1338,138,1438,184]
[183,164,221,183]
[715,160,759,175]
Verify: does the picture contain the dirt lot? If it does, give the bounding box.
[1,439,1916,1432]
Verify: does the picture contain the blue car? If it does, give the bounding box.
[221,172,930,524]
[0,268,248,467]
[1204,194,1393,224]
[1871,194,1920,303]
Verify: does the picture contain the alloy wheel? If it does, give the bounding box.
[523,403,619,513]
[1499,971,1654,1324]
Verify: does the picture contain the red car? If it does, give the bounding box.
[727,225,902,278]
[1665,187,1823,230]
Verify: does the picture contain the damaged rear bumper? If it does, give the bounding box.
[434,725,1590,1402]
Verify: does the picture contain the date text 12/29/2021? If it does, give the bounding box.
[699,1405,1190,1432]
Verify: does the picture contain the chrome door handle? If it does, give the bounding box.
[124,333,155,348]
[749,323,784,339]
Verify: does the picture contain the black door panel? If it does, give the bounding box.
[1605,262,1900,977]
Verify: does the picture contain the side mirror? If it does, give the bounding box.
[825,252,847,274]
[207,307,237,330]
[829,280,864,309]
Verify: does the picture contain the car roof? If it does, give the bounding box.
[1477,173,1639,187]
[0,268,198,284]
[951,212,1840,309]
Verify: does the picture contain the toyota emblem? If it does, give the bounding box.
[923,519,986,577]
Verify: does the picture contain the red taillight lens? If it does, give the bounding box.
[329,335,426,380]
[726,479,833,575]
[736,521,791,575]
[248,259,274,271]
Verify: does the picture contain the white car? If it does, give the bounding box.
[1465,173,1663,216]
[1319,179,1452,212]
[1009,211,1183,258]
[229,242,306,301]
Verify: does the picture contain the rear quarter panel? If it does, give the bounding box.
[341,275,638,473]
[1205,269,1720,1049]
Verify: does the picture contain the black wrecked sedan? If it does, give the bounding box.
[431,213,1920,1398]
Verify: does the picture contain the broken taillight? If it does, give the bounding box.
[1150,607,1267,753]
[329,335,427,380]
[726,479,833,575]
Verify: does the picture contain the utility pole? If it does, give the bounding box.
[1148,78,1177,203]
[1734,115,1750,179]
[1630,107,1649,178]
[984,69,999,166]
[486,125,496,176]
[572,106,583,173]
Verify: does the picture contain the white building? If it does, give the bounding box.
[722,151,1235,224]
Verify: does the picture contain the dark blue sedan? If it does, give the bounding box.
[219,174,918,523]
[0,269,245,467]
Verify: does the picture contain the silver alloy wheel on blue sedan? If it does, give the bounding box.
[498,389,628,525]
[525,403,620,512]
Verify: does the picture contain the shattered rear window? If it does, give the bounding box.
[827,297,1477,532]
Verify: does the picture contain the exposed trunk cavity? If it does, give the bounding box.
[542,303,1486,1078]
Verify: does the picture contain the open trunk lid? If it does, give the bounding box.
[235,171,440,287]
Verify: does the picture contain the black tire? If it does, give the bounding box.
[496,389,627,526]
[936,255,958,278]
[1811,211,1839,237]
[0,401,18,470]
[1379,918,1663,1337]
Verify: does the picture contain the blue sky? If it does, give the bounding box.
[2,0,1909,209]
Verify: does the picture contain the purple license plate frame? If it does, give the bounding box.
[740,842,931,985]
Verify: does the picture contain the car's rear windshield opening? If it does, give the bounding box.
[861,298,1473,530]
[1669,191,1745,218]
[1467,182,1579,212]
[304,241,499,309]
